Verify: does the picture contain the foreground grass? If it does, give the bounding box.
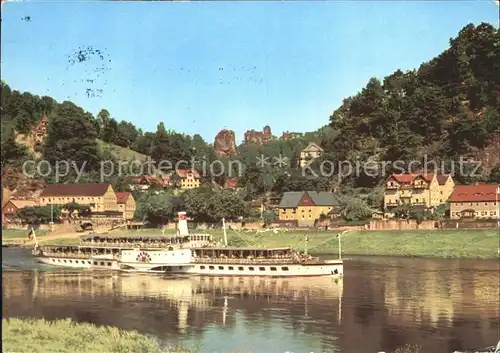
[2,318,424,353]
[15,228,500,259]
[2,318,190,353]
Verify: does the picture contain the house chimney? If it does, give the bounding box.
[177,211,189,236]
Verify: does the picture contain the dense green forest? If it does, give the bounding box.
[325,23,500,186]
[1,23,500,223]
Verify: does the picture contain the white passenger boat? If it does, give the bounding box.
[31,212,344,277]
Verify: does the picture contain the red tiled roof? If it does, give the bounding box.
[4,200,37,210]
[436,175,449,185]
[40,184,112,197]
[115,192,130,204]
[449,184,500,202]
[419,174,434,182]
[176,169,200,179]
[388,173,450,185]
[223,178,239,189]
[389,174,420,183]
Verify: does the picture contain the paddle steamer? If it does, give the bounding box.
[31,212,344,277]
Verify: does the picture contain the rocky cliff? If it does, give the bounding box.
[214,129,237,158]
[243,125,273,145]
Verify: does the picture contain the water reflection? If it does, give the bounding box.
[342,257,499,353]
[383,259,500,328]
[2,250,499,353]
[2,270,344,352]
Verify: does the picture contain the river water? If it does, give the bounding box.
[2,248,499,353]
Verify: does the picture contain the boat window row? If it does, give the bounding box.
[48,258,113,267]
[198,265,289,272]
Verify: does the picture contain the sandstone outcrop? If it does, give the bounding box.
[214,129,237,158]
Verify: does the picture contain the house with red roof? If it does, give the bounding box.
[384,173,455,211]
[171,169,201,190]
[125,175,164,191]
[448,184,500,220]
[2,199,38,223]
[115,191,136,220]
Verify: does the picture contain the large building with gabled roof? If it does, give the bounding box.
[278,191,340,226]
[39,183,118,213]
[384,173,454,210]
[448,184,500,220]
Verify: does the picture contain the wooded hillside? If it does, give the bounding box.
[1,23,499,200]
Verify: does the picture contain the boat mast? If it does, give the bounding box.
[222,217,228,247]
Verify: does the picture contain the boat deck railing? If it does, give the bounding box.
[40,251,121,260]
[193,256,321,265]
[78,242,186,248]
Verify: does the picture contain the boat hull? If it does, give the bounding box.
[176,261,343,277]
[120,261,343,277]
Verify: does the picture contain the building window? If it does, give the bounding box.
[249,267,254,271]
[259,267,265,271]
[209,266,214,270]
[270,267,277,271]
[281,267,289,271]
[218,266,224,270]
[228,266,234,270]
[238,267,244,271]
[200,266,205,270]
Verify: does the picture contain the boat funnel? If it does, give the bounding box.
[177,211,189,236]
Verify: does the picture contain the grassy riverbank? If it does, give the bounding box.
[172,228,499,259]
[8,227,499,259]
[3,229,48,239]
[2,318,190,353]
[219,228,500,259]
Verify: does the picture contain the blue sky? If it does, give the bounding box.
[2,1,499,143]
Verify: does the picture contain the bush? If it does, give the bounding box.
[2,318,161,353]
